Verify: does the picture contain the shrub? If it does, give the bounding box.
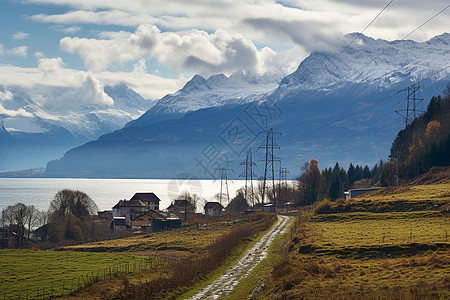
[314,198,332,214]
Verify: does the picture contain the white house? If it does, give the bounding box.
[112,199,147,224]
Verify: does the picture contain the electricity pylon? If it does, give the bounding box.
[215,168,232,205]
[239,148,257,207]
[257,128,281,206]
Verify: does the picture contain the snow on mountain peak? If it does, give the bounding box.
[130,71,280,127]
[273,33,450,99]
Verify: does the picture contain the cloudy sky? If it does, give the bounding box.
[0,0,449,100]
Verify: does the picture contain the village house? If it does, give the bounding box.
[97,210,113,219]
[111,217,127,232]
[204,202,224,217]
[131,210,166,229]
[112,199,146,224]
[131,210,180,232]
[112,192,162,224]
[167,199,195,221]
[130,192,161,211]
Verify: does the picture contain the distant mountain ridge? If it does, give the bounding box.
[0,83,155,171]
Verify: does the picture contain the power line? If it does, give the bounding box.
[336,0,394,60]
[401,4,450,41]
[352,3,450,78]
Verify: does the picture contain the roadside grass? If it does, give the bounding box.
[0,250,148,298]
[109,214,276,299]
[221,216,298,300]
[178,215,283,299]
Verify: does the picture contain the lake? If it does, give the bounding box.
[0,178,247,213]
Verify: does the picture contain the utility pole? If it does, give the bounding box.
[215,168,232,206]
[239,148,257,207]
[257,128,281,207]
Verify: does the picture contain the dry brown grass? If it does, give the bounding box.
[261,179,450,299]
[110,214,276,299]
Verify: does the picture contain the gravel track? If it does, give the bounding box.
[187,215,291,300]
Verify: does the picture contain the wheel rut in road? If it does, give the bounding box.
[187,215,291,300]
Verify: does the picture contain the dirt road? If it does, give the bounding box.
[187,215,291,300]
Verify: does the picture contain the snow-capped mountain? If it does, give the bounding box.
[0,82,155,171]
[15,33,450,177]
[272,33,450,101]
[127,71,279,127]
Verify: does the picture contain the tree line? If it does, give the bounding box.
[1,189,100,248]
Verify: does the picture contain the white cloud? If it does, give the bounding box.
[60,35,142,71]
[0,104,33,118]
[132,59,147,73]
[26,0,449,48]
[60,24,299,77]
[0,45,28,57]
[95,70,184,99]
[52,25,81,34]
[0,89,14,101]
[12,32,30,40]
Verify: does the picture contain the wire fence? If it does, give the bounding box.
[1,257,167,300]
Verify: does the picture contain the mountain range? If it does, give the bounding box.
[0,82,155,171]
[3,33,450,178]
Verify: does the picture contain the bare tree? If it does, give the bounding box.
[253,181,265,205]
[175,190,202,213]
[24,205,40,241]
[49,189,98,218]
[1,203,39,246]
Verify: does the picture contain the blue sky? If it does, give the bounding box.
[0,0,448,100]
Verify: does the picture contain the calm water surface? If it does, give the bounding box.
[0,178,246,212]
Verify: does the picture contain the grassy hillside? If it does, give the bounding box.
[316,177,450,213]
[258,178,449,299]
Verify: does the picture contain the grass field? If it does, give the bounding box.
[260,179,450,299]
[0,250,149,298]
[310,211,448,248]
[1,214,275,299]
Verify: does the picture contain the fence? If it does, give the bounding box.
[1,257,167,300]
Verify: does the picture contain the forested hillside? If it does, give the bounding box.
[382,88,450,185]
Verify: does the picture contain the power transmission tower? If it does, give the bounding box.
[396,83,424,178]
[215,168,232,205]
[278,166,290,209]
[239,148,257,207]
[257,128,281,207]
[396,83,423,128]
